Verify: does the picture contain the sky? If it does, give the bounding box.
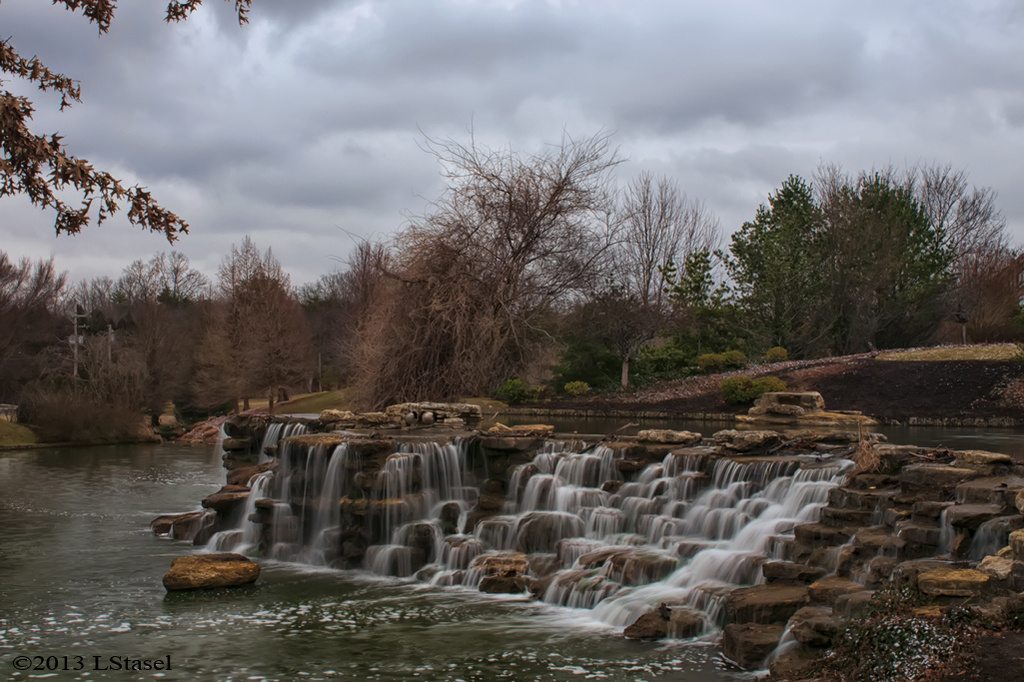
[2,0,1024,287]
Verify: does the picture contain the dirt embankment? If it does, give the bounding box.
[537,358,1024,424]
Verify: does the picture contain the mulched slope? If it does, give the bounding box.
[779,360,1024,421]
[935,630,1024,681]
[548,359,1024,422]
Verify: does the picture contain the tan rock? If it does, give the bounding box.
[808,576,865,605]
[319,409,356,421]
[954,450,1012,466]
[635,429,701,445]
[1010,529,1024,557]
[162,553,260,591]
[978,555,1014,581]
[917,567,990,597]
[487,423,554,436]
[470,551,528,576]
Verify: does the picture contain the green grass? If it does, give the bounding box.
[270,390,353,415]
[0,420,39,447]
[876,344,1018,361]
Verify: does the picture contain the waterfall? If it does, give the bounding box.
[226,430,855,634]
[259,421,307,463]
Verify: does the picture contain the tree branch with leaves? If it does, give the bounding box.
[0,0,252,240]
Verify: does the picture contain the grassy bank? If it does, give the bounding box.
[0,421,38,447]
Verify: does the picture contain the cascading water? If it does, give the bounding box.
[259,421,308,463]
[212,429,855,638]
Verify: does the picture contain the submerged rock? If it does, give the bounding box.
[162,553,260,591]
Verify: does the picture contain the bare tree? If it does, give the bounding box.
[352,131,620,407]
[617,172,720,307]
[906,163,1016,340]
[0,252,67,401]
[300,240,387,388]
[193,238,313,411]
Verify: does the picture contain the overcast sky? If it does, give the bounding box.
[2,0,1024,287]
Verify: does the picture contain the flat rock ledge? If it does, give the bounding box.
[162,553,260,591]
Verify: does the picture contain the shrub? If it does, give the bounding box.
[563,381,591,398]
[720,376,787,404]
[764,346,789,363]
[528,384,553,402]
[721,349,747,368]
[697,352,723,372]
[495,378,531,405]
[698,350,748,373]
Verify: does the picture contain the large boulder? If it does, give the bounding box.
[162,553,260,591]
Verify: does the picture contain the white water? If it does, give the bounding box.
[210,433,854,634]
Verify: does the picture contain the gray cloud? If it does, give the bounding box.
[2,0,1024,287]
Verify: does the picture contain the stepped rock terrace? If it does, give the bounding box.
[154,405,1024,674]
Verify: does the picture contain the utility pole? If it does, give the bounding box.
[73,305,78,377]
[70,300,87,377]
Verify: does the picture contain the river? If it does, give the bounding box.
[0,442,743,681]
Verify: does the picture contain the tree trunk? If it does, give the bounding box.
[268,391,275,415]
[243,397,250,411]
[621,358,630,390]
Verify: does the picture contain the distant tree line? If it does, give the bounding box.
[2,132,1021,438]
